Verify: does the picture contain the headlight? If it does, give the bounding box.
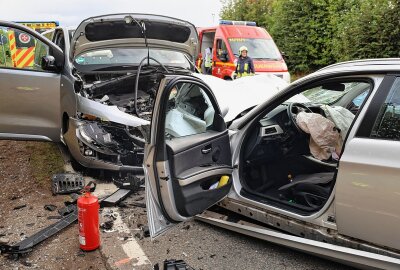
[78,125,93,143]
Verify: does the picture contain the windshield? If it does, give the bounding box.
[228,38,281,60]
[303,82,370,105]
[74,48,191,69]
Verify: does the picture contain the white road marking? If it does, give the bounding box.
[110,206,151,267]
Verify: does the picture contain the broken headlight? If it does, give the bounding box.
[76,121,145,166]
[78,125,94,144]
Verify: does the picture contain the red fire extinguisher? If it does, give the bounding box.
[77,181,100,251]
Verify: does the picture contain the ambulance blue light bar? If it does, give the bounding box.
[219,20,257,26]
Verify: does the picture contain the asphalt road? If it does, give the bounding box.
[121,191,355,270]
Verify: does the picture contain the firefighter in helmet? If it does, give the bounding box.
[235,46,255,78]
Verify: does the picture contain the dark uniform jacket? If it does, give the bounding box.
[235,56,255,77]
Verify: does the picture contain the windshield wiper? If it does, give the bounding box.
[92,65,160,72]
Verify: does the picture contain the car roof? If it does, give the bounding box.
[318,58,400,72]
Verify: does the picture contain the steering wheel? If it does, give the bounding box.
[287,102,313,134]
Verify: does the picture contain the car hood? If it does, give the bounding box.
[194,74,301,122]
[70,13,199,65]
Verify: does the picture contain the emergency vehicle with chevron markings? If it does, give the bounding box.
[197,20,290,82]
[6,21,58,68]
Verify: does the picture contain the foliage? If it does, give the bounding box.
[220,0,400,73]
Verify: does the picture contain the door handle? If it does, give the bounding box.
[201,145,212,154]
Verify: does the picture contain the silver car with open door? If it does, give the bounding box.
[0,21,64,141]
[146,59,400,269]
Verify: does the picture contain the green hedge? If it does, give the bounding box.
[221,0,400,73]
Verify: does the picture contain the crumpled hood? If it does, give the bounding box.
[76,95,150,127]
[70,13,199,66]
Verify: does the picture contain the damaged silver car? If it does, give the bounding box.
[145,59,400,269]
[0,15,287,174]
[0,14,199,174]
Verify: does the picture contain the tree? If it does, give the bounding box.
[333,0,400,61]
[220,0,400,73]
[220,0,275,28]
[270,0,337,73]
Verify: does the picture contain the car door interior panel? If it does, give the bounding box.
[165,130,233,217]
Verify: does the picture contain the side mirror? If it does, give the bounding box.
[219,51,229,62]
[41,55,59,72]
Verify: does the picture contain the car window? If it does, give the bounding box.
[165,82,216,139]
[371,78,400,140]
[216,39,228,60]
[228,38,281,60]
[352,90,369,107]
[54,31,65,52]
[0,26,50,71]
[303,82,370,105]
[42,30,54,41]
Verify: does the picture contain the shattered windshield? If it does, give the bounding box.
[74,48,191,69]
[228,38,281,60]
[303,82,370,105]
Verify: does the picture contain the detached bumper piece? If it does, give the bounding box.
[0,205,78,255]
[100,189,133,207]
[154,259,195,270]
[52,173,84,195]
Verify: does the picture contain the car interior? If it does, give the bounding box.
[240,80,372,215]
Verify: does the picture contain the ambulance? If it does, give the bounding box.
[16,21,59,33]
[1,21,59,68]
[197,20,290,82]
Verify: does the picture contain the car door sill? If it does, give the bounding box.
[0,133,52,141]
[196,210,400,270]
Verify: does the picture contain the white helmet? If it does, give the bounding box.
[239,46,248,54]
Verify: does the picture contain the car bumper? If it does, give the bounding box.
[63,117,144,172]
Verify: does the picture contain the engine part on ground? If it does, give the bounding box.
[13,204,27,210]
[142,225,150,238]
[100,188,133,208]
[47,216,62,220]
[58,204,77,216]
[125,201,146,208]
[153,259,195,270]
[52,173,85,195]
[100,220,114,231]
[113,173,144,191]
[44,204,57,211]
[77,181,100,251]
[0,205,78,255]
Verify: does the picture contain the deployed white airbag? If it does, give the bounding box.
[296,112,340,160]
[165,108,206,138]
[321,105,355,144]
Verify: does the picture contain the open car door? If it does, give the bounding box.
[145,75,233,238]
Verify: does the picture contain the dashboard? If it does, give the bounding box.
[243,103,325,164]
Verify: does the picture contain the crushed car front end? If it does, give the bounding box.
[63,13,198,171]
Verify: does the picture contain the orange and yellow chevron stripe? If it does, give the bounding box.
[7,30,34,68]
